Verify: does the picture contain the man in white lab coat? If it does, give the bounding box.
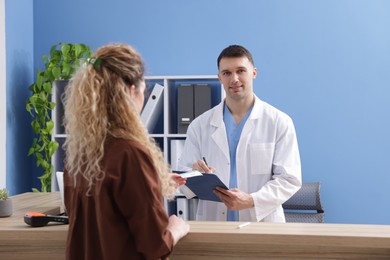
[178,45,302,222]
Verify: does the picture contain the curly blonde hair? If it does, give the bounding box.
[63,44,176,199]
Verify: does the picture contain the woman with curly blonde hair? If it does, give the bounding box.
[63,43,189,260]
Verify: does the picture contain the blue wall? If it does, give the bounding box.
[6,0,390,224]
[5,0,38,195]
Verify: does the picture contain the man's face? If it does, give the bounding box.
[218,56,257,102]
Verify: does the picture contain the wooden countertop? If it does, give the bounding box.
[0,192,67,260]
[1,192,389,259]
[174,221,390,259]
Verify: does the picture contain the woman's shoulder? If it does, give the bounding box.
[105,137,150,159]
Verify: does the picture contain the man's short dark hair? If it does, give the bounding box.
[217,45,255,69]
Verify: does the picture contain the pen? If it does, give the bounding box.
[237,222,251,229]
[202,157,208,166]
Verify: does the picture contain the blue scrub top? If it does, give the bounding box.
[223,102,253,221]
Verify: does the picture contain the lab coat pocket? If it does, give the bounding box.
[249,143,274,175]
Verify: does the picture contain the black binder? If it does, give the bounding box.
[177,84,194,134]
[177,84,211,134]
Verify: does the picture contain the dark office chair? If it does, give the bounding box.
[282,182,324,223]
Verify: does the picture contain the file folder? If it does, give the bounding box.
[176,196,189,220]
[188,198,199,220]
[170,139,185,171]
[141,83,163,133]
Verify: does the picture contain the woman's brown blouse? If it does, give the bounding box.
[64,137,173,260]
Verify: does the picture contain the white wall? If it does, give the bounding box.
[0,0,6,188]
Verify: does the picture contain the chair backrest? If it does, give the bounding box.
[282,182,324,223]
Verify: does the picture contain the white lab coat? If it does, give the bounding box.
[178,95,302,222]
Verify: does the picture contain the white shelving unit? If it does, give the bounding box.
[51,76,224,192]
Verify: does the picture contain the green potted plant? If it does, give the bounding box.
[0,188,12,217]
[26,43,93,192]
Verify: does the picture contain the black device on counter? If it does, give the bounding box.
[24,212,69,227]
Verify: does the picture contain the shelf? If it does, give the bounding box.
[53,134,67,138]
[166,134,187,138]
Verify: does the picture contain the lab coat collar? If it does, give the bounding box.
[210,100,225,127]
[210,100,229,162]
[250,94,263,120]
[210,95,263,125]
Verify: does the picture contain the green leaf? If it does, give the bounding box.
[31,120,41,134]
[27,147,35,156]
[49,102,56,110]
[30,93,39,102]
[37,142,46,152]
[36,74,43,89]
[28,95,41,113]
[75,44,83,58]
[44,68,54,82]
[41,184,48,193]
[43,82,52,94]
[46,120,54,133]
[38,91,47,102]
[41,160,49,169]
[51,50,62,65]
[61,43,71,57]
[52,67,60,79]
[36,151,43,160]
[62,62,71,79]
[26,103,32,113]
[48,141,59,157]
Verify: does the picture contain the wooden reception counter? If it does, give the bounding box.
[0,192,66,260]
[0,192,389,259]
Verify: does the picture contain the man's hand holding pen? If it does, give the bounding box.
[192,157,216,173]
